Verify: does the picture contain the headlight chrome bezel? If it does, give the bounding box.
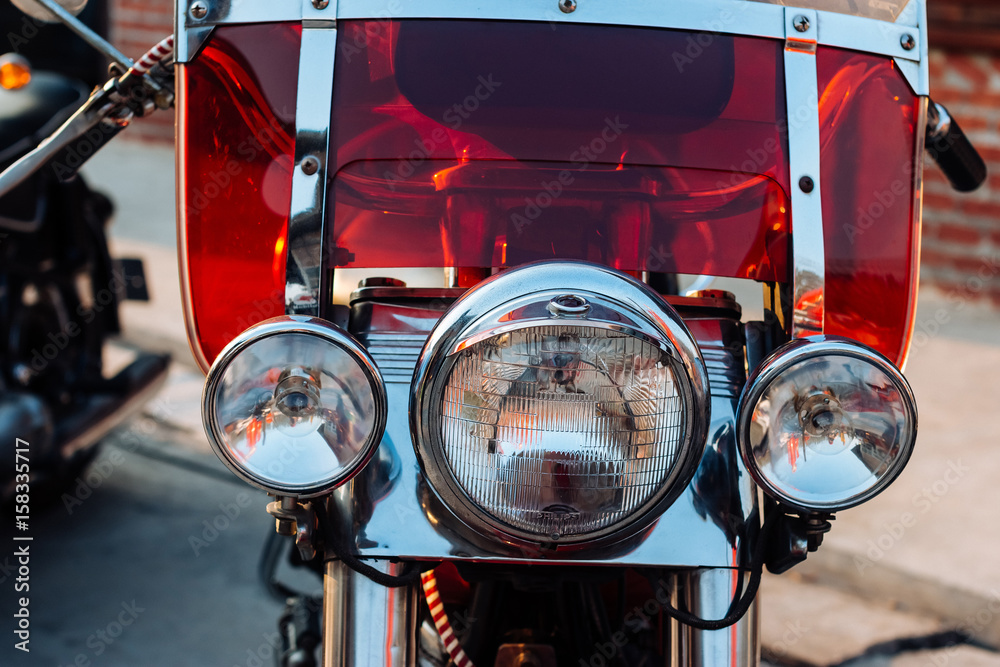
[203,316,388,498]
[410,262,710,547]
[736,335,918,513]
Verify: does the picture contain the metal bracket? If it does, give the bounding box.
[284,0,338,317]
[784,8,825,338]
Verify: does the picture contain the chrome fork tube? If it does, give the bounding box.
[674,569,759,666]
[322,560,419,667]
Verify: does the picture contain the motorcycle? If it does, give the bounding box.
[0,0,169,505]
[0,0,988,664]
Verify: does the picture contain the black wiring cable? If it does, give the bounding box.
[315,499,439,587]
[648,507,779,631]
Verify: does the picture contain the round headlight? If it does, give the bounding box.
[203,317,387,498]
[412,262,708,545]
[737,336,917,513]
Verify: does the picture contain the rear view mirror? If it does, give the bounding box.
[11,0,87,23]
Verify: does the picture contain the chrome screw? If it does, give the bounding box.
[312,0,330,9]
[189,0,208,20]
[901,34,916,51]
[559,0,577,14]
[793,15,810,33]
[300,156,320,175]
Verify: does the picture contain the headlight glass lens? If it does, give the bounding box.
[209,331,381,495]
[440,325,684,539]
[746,352,915,510]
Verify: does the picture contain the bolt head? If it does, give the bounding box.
[300,156,320,176]
[189,0,208,20]
[559,0,577,14]
[799,175,815,194]
[312,0,330,9]
[793,15,810,33]
[901,33,916,51]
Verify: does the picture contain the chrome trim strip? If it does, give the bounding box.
[285,12,338,317]
[174,0,923,64]
[785,8,826,338]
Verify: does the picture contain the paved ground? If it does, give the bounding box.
[3,140,999,666]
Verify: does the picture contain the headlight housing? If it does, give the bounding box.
[737,336,917,513]
[203,316,387,498]
[411,262,709,546]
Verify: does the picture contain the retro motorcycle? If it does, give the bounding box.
[0,0,169,504]
[0,0,988,665]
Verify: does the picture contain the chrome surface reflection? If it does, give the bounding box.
[738,336,917,512]
[327,288,757,566]
[203,317,387,497]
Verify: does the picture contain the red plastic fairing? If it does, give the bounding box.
[177,24,300,370]
[816,48,922,368]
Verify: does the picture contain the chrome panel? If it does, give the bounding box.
[409,262,711,548]
[328,285,758,568]
[677,569,759,665]
[285,20,337,318]
[173,0,925,66]
[322,560,418,667]
[784,8,826,339]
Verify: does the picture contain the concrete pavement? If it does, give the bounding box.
[6,139,999,666]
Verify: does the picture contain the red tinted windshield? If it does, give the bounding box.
[327,20,791,281]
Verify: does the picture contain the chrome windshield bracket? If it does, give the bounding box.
[284,3,338,317]
[171,0,926,65]
[784,8,825,338]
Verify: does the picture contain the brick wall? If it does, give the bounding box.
[924,50,1000,307]
[109,0,174,143]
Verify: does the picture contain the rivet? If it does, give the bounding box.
[793,15,810,33]
[901,34,916,51]
[189,0,208,20]
[799,176,815,194]
[559,0,577,14]
[312,0,330,9]
[300,156,320,176]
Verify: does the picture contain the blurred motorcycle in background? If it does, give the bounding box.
[0,0,989,664]
[0,0,169,505]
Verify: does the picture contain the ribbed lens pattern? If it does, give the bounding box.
[440,326,684,538]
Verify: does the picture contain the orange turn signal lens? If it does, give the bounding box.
[0,54,31,90]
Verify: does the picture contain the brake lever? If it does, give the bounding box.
[0,35,175,199]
